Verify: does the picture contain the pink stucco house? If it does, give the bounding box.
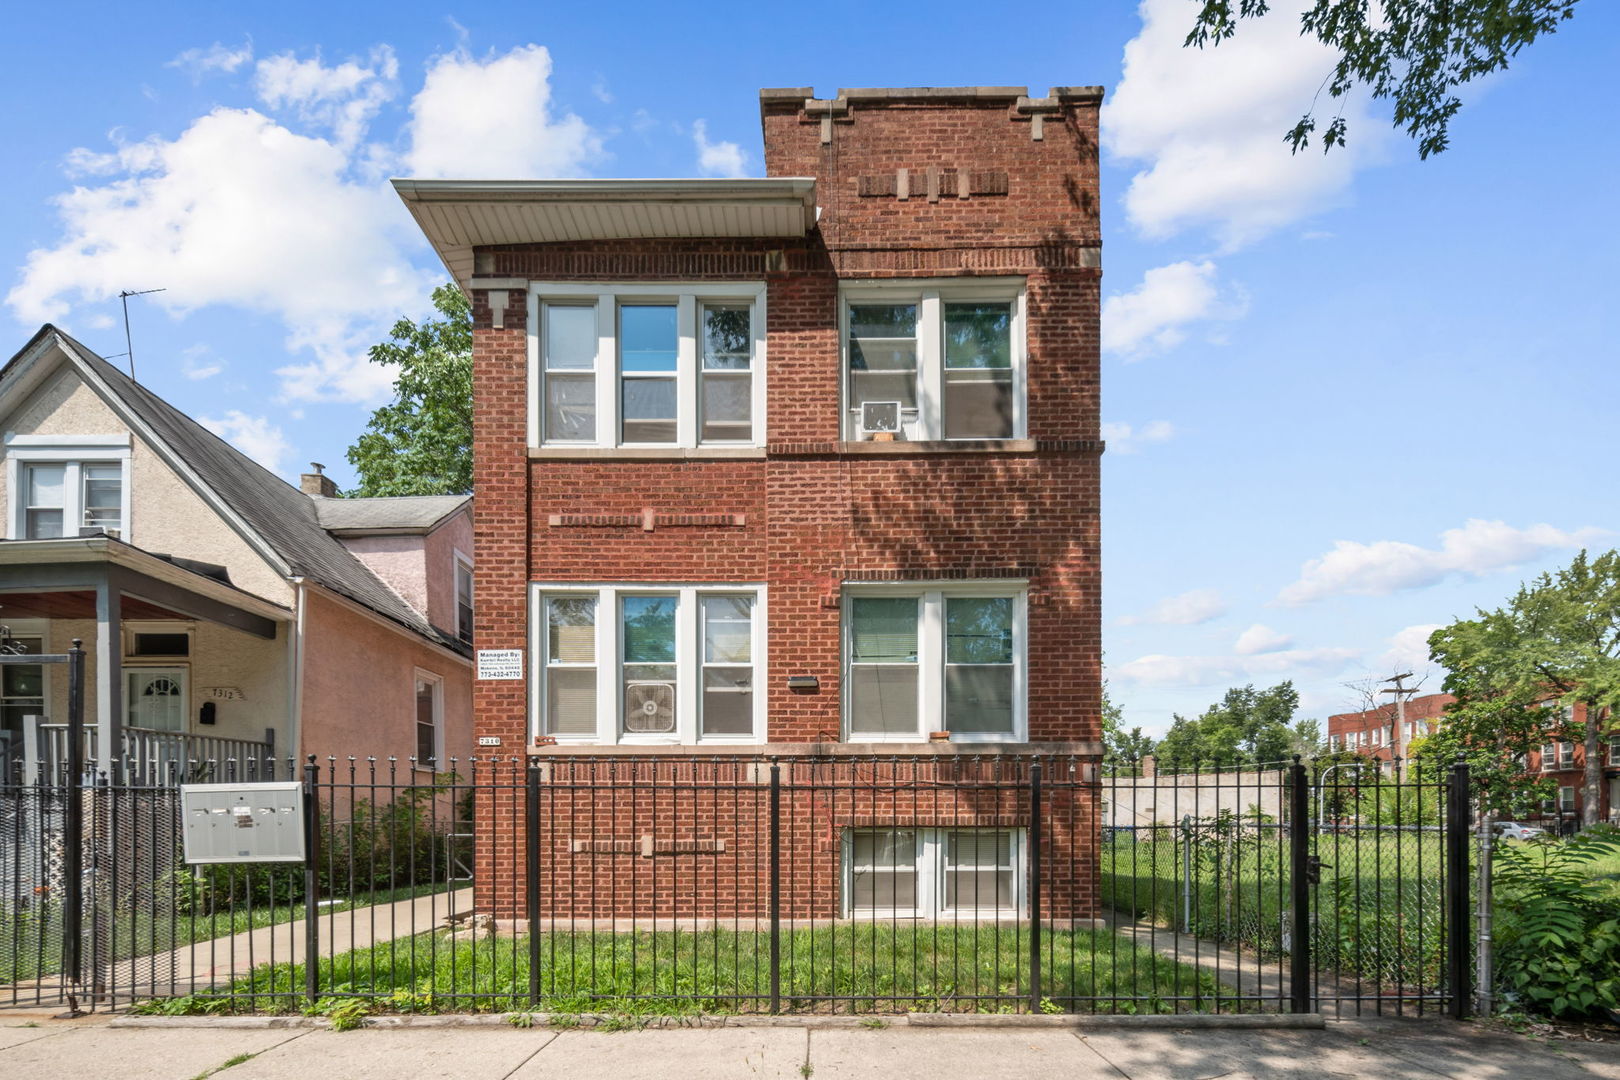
[0,325,473,780]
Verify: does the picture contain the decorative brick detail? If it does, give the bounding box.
[547,512,747,529]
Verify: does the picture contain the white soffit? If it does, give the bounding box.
[393,178,818,289]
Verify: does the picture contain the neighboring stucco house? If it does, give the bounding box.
[397,84,1105,922]
[0,325,473,781]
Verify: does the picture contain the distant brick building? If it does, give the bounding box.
[398,85,1107,922]
[1329,693,1618,826]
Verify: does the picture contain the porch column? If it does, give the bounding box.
[95,580,122,768]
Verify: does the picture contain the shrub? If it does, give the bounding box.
[1493,827,1620,1019]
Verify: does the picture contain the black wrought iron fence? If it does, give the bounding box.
[0,750,1479,1020]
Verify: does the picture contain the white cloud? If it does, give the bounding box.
[1102,260,1245,358]
[1102,418,1175,454]
[1277,518,1607,606]
[6,106,430,404]
[180,344,223,380]
[1104,0,1385,251]
[1235,624,1293,655]
[1119,588,1227,627]
[1380,624,1443,674]
[692,120,748,178]
[169,42,254,79]
[405,45,599,178]
[591,78,614,104]
[253,47,398,149]
[1114,646,1359,689]
[199,411,291,474]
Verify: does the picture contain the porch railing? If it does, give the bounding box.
[24,721,279,784]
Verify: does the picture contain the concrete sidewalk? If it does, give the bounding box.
[2,1015,1617,1079]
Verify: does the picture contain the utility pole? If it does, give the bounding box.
[117,288,165,380]
[1382,672,1418,778]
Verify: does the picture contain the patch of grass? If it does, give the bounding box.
[858,1016,887,1029]
[548,1013,581,1029]
[506,1011,537,1028]
[596,1013,648,1032]
[175,923,1227,1017]
[189,1051,259,1080]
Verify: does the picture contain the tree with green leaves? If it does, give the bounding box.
[1102,684,1156,770]
[1428,548,1620,826]
[1186,1,1581,158]
[345,284,473,497]
[1152,681,1316,768]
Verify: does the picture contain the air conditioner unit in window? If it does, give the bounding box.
[624,681,676,734]
[860,401,902,436]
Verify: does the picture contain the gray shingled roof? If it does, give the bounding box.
[311,494,468,533]
[26,327,466,654]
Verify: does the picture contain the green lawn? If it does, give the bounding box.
[146,924,1231,1016]
[1101,828,1452,990]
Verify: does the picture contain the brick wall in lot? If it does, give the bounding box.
[474,755,1099,924]
[465,86,1105,917]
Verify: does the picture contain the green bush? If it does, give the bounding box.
[1493,826,1620,1019]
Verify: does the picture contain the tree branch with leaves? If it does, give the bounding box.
[1187,0,1582,158]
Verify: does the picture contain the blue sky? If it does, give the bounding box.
[2,0,1616,734]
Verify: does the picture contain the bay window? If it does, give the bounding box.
[843,280,1025,442]
[531,284,765,448]
[844,827,1023,918]
[844,584,1025,742]
[533,584,764,744]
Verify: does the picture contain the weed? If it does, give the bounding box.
[799,1063,814,1078]
[1039,997,1062,1015]
[507,1012,537,1028]
[597,1013,648,1033]
[548,1013,581,1030]
[307,996,371,1032]
[189,1051,259,1080]
[858,1016,887,1030]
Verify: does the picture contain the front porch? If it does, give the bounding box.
[0,535,292,783]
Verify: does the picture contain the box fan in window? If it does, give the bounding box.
[860,401,902,438]
[624,681,676,733]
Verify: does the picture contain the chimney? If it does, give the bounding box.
[300,462,339,498]
[1140,754,1157,779]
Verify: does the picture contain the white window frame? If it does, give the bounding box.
[0,625,48,732]
[841,827,1025,919]
[528,583,767,745]
[453,550,475,644]
[3,435,132,540]
[840,278,1027,442]
[414,668,444,768]
[527,283,767,449]
[841,581,1027,744]
[1558,785,1576,813]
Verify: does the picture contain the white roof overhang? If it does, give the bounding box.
[392,178,818,290]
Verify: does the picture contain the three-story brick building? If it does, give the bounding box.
[398,85,1105,923]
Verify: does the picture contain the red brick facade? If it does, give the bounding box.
[443,86,1105,920]
[1328,693,1618,825]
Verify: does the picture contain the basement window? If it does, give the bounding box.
[844,827,1023,919]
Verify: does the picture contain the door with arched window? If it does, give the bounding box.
[126,668,186,732]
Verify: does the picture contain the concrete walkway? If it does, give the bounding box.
[1,1014,1617,1079]
[3,888,473,1003]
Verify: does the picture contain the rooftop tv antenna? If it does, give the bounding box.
[117,288,165,380]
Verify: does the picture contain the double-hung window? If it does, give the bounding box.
[6,436,131,540]
[415,671,443,766]
[844,828,1023,919]
[843,280,1025,442]
[532,284,765,448]
[454,554,475,644]
[532,584,765,744]
[844,585,1025,742]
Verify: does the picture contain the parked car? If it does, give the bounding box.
[1492,821,1546,841]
